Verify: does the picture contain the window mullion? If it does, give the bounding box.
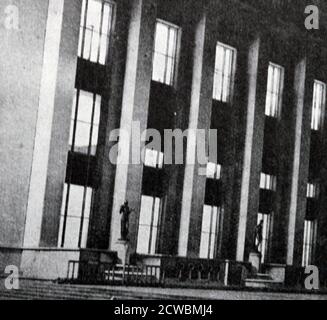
[96,1,105,63]
[80,0,89,59]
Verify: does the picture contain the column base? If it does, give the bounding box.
[249,251,261,274]
[116,240,131,265]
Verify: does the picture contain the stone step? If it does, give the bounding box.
[244,278,283,289]
[247,273,273,281]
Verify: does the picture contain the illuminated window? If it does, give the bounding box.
[78,0,115,65]
[260,173,277,191]
[144,149,164,169]
[302,219,316,266]
[311,80,326,131]
[265,63,284,118]
[58,184,94,248]
[152,20,179,86]
[69,90,101,156]
[213,42,237,103]
[257,213,272,263]
[206,162,222,180]
[136,196,162,255]
[307,183,319,199]
[199,205,223,259]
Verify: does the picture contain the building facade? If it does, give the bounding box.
[1,0,327,286]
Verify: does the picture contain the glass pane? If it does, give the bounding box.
[86,0,102,33]
[213,71,223,101]
[81,217,90,248]
[154,22,168,54]
[99,34,109,64]
[199,232,209,259]
[139,196,154,226]
[201,205,211,233]
[166,56,174,85]
[84,187,93,219]
[152,52,166,83]
[153,197,161,227]
[90,31,100,62]
[67,185,85,218]
[158,152,164,169]
[206,162,216,179]
[102,3,112,36]
[83,27,93,60]
[78,91,94,123]
[150,226,158,254]
[167,27,177,57]
[64,217,81,248]
[215,44,224,72]
[75,121,91,153]
[211,207,218,235]
[137,225,151,254]
[91,124,99,155]
[58,215,64,247]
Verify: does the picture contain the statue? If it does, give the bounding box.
[253,220,263,253]
[119,201,134,241]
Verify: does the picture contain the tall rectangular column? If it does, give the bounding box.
[87,0,131,250]
[38,0,82,247]
[236,37,269,262]
[109,0,157,253]
[177,5,216,258]
[285,58,312,266]
[0,0,50,247]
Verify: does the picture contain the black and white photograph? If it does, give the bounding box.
[0,0,327,304]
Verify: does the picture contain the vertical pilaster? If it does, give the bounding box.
[236,37,268,262]
[87,0,130,250]
[286,58,311,266]
[177,5,216,258]
[0,0,49,247]
[24,0,79,247]
[38,0,82,247]
[109,0,157,253]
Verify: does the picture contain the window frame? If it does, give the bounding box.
[69,89,101,157]
[78,0,116,65]
[311,80,326,131]
[212,41,237,104]
[136,195,163,255]
[265,62,285,118]
[199,205,223,259]
[302,219,317,267]
[152,19,181,87]
[59,183,95,248]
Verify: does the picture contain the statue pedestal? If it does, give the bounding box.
[249,251,261,274]
[116,240,131,265]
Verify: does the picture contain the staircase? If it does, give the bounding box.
[0,280,139,300]
[245,273,283,289]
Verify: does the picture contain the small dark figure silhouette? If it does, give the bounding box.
[254,220,264,253]
[119,201,134,241]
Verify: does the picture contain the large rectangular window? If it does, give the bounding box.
[69,90,101,156]
[199,205,223,259]
[136,196,162,255]
[311,80,326,131]
[265,63,284,118]
[78,0,115,65]
[213,42,237,103]
[58,184,94,248]
[206,162,222,180]
[152,20,179,86]
[302,219,316,266]
[144,148,164,169]
[257,213,272,263]
[260,173,277,191]
[307,183,319,199]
